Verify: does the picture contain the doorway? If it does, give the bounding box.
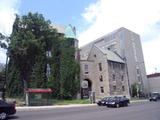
[81,79,92,99]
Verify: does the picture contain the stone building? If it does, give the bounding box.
[80,27,148,99]
[80,45,130,99]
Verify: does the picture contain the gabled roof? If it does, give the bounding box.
[80,43,94,60]
[80,43,125,63]
[95,45,125,63]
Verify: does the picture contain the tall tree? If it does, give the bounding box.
[7,13,57,96]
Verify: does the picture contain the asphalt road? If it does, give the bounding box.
[9,101,160,120]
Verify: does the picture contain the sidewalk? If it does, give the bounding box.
[16,104,96,111]
[130,99,148,103]
[16,99,149,111]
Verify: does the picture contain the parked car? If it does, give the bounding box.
[106,96,130,108]
[0,100,16,120]
[149,92,160,101]
[97,97,112,106]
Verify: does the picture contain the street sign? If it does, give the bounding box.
[81,80,88,88]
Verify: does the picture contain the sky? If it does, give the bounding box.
[0,0,160,74]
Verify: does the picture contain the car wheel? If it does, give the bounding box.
[0,112,7,120]
[116,103,120,108]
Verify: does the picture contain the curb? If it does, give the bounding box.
[16,100,148,111]
[16,104,96,111]
[130,99,148,103]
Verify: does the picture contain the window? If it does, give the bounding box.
[85,71,89,74]
[70,40,75,46]
[137,68,140,74]
[113,85,116,92]
[122,86,125,91]
[118,64,121,69]
[46,51,52,57]
[98,63,102,71]
[121,75,124,81]
[120,64,124,70]
[113,63,115,69]
[113,74,115,81]
[84,64,89,74]
[94,54,97,57]
[138,76,141,82]
[100,87,104,93]
[108,62,112,69]
[84,64,88,71]
[100,75,103,82]
[115,63,117,68]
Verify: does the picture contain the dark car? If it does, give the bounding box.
[97,97,112,106]
[106,96,130,108]
[0,100,16,120]
[149,92,160,101]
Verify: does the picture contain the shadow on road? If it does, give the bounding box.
[7,116,19,120]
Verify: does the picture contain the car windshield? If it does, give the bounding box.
[106,97,115,101]
[109,97,122,101]
[151,93,159,97]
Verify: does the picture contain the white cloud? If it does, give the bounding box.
[78,0,160,74]
[0,48,6,63]
[0,0,20,63]
[143,35,160,74]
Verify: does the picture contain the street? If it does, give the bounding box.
[9,101,160,120]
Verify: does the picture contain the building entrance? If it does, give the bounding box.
[81,79,92,99]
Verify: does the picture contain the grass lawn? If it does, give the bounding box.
[6,97,91,106]
[52,99,91,105]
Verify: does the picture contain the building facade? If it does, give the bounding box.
[147,73,160,93]
[80,27,148,99]
[80,45,130,99]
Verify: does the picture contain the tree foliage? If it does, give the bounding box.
[59,38,80,99]
[5,12,80,98]
[131,83,141,97]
